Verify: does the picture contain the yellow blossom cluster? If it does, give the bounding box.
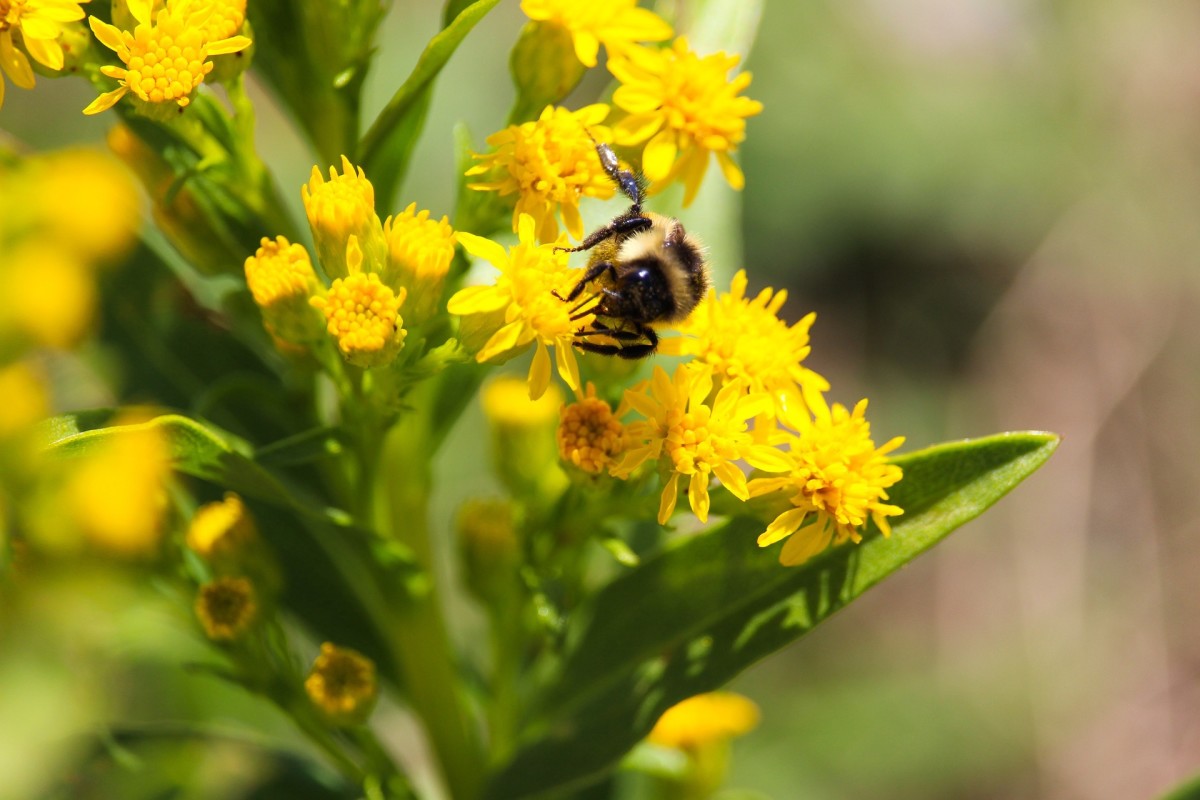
[246,157,457,370]
[0,0,89,109]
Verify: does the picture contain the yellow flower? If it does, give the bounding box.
[244,235,324,345]
[382,202,456,324]
[557,382,624,475]
[749,397,905,567]
[195,576,258,641]
[0,240,95,349]
[520,0,671,68]
[0,0,88,109]
[0,360,49,438]
[614,363,791,524]
[447,214,590,400]
[302,156,387,280]
[660,269,828,418]
[649,692,759,751]
[467,104,614,243]
[609,38,762,205]
[186,491,257,560]
[305,642,378,726]
[84,0,252,114]
[66,417,171,557]
[310,237,408,368]
[182,0,246,41]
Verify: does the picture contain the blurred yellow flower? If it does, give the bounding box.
[481,373,562,428]
[244,235,324,345]
[661,269,828,418]
[467,104,614,243]
[195,576,258,641]
[0,0,88,109]
[84,0,252,114]
[0,360,49,438]
[186,491,258,561]
[0,241,95,349]
[302,156,386,280]
[305,642,378,726]
[649,691,759,751]
[749,397,904,567]
[310,236,408,368]
[520,0,671,68]
[614,364,791,524]
[610,38,762,205]
[448,214,589,400]
[557,383,624,475]
[382,202,456,324]
[66,419,171,557]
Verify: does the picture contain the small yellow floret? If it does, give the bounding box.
[0,0,89,110]
[186,492,257,560]
[195,576,258,641]
[749,397,905,567]
[467,104,614,243]
[482,374,563,428]
[84,2,252,114]
[302,156,384,279]
[244,235,323,344]
[520,0,672,67]
[0,360,49,438]
[648,692,760,751]
[305,642,378,726]
[609,38,763,205]
[382,202,456,323]
[557,384,624,474]
[310,268,407,368]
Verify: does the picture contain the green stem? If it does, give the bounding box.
[377,404,485,800]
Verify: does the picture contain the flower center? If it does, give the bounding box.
[123,14,210,105]
[558,396,624,473]
[314,272,405,365]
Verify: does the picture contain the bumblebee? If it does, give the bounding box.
[554,141,709,359]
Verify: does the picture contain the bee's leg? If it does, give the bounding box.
[572,324,657,359]
[554,261,618,303]
[611,325,657,360]
[555,214,654,255]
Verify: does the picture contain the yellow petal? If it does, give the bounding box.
[208,35,253,56]
[516,213,537,245]
[642,128,677,182]
[746,476,791,498]
[88,17,125,54]
[716,151,745,191]
[743,445,793,474]
[128,0,154,25]
[83,86,128,115]
[622,387,660,419]
[455,231,509,269]
[555,338,580,393]
[779,520,834,566]
[447,284,509,315]
[757,508,807,547]
[0,34,35,89]
[573,31,600,68]
[657,474,679,525]
[713,461,748,501]
[22,34,62,71]
[528,340,552,400]
[477,320,528,362]
[689,471,711,522]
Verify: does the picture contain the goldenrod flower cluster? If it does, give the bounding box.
[305,642,378,726]
[246,156,456,371]
[0,0,88,109]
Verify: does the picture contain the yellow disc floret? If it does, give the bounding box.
[467,104,614,243]
[195,576,258,641]
[244,235,324,344]
[609,38,763,205]
[305,642,378,726]
[310,238,407,368]
[557,384,624,475]
[84,2,251,114]
[186,492,258,560]
[382,202,456,323]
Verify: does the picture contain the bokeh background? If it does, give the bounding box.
[4,0,1199,798]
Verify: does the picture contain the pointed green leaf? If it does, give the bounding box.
[358,0,502,205]
[484,432,1059,799]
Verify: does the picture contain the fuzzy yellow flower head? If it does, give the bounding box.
[520,0,671,68]
[244,235,324,345]
[0,0,88,109]
[448,214,590,400]
[557,383,625,475]
[302,156,386,279]
[0,240,95,349]
[382,202,456,324]
[468,104,614,243]
[649,692,760,751]
[749,397,905,567]
[195,576,258,641]
[66,418,171,557]
[662,269,829,418]
[0,360,49,439]
[610,38,762,205]
[615,364,791,525]
[310,237,408,368]
[84,0,252,114]
[186,491,258,561]
[305,642,378,726]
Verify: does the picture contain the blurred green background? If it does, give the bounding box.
[4,0,1199,798]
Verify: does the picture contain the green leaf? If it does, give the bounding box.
[1161,771,1200,800]
[358,0,502,206]
[484,432,1059,799]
